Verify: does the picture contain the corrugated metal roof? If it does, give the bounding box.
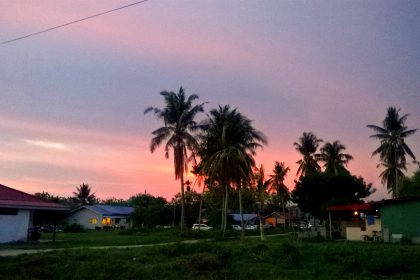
[230,213,258,222]
[79,205,134,216]
[0,184,68,210]
[327,203,372,211]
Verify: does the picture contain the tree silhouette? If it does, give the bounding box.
[319,140,353,175]
[367,107,417,197]
[294,132,323,177]
[199,105,266,235]
[145,87,205,232]
[269,161,291,226]
[73,183,96,205]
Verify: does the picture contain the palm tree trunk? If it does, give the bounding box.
[395,149,399,198]
[239,188,244,239]
[222,184,229,236]
[172,202,176,227]
[180,171,186,233]
[221,189,225,231]
[198,183,205,231]
[258,208,265,241]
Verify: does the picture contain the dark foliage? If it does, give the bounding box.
[292,172,375,218]
[130,193,172,228]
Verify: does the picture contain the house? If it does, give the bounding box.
[376,197,420,243]
[264,212,285,227]
[0,184,69,243]
[230,213,258,226]
[264,206,303,227]
[326,202,380,241]
[328,198,420,243]
[67,204,134,230]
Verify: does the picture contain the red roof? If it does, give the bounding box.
[327,203,372,212]
[0,184,68,210]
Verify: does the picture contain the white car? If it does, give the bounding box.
[231,225,242,231]
[192,224,212,230]
[245,224,257,230]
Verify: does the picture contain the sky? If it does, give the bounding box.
[0,0,419,201]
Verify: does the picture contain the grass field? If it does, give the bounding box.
[1,230,420,279]
[0,228,191,250]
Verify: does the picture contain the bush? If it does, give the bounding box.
[183,252,225,272]
[282,242,300,266]
[63,223,85,233]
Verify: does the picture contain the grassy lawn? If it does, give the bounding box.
[1,232,420,279]
[0,228,216,250]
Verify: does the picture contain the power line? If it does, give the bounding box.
[0,0,150,46]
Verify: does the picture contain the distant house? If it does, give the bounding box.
[230,213,258,226]
[0,184,69,243]
[67,205,134,230]
[264,212,285,227]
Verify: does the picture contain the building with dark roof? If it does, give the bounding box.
[67,204,134,229]
[0,184,69,243]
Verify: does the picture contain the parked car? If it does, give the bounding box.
[299,222,312,230]
[231,224,242,231]
[245,224,257,230]
[192,224,212,230]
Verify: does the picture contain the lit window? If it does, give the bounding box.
[89,218,98,224]
[101,217,111,225]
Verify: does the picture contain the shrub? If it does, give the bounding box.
[63,223,85,233]
[282,242,300,266]
[183,252,224,272]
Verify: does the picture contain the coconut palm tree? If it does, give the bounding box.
[73,183,96,205]
[293,132,323,177]
[254,165,270,240]
[199,105,266,235]
[319,140,353,175]
[269,161,290,226]
[144,87,205,232]
[367,107,417,198]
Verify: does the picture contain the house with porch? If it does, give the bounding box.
[327,202,381,241]
[327,197,420,243]
[0,184,69,243]
[67,204,134,230]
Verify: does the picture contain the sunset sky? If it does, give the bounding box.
[1,0,419,201]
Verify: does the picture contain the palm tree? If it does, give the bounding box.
[144,87,205,232]
[367,107,417,197]
[73,183,96,205]
[199,105,266,235]
[319,140,353,175]
[254,165,270,240]
[269,161,290,227]
[293,132,323,177]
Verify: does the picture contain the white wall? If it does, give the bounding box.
[67,209,101,230]
[0,209,31,243]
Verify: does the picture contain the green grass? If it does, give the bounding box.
[1,233,420,279]
[0,228,218,250]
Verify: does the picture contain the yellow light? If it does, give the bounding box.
[101,217,111,225]
[353,211,358,216]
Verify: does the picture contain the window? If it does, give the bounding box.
[101,217,111,225]
[115,218,120,224]
[89,218,98,224]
